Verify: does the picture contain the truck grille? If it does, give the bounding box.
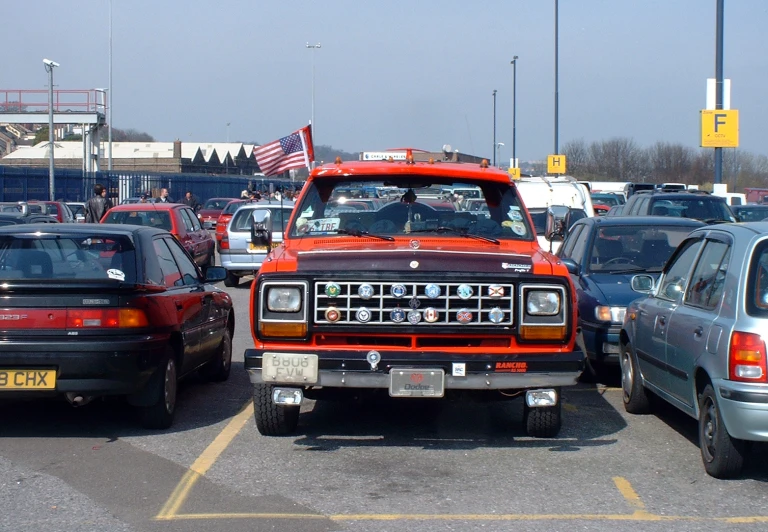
[314,280,514,326]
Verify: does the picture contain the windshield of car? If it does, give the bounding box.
[649,198,735,222]
[222,201,244,215]
[588,225,695,273]
[231,207,293,232]
[204,198,231,210]
[591,193,621,206]
[0,234,136,282]
[733,206,768,222]
[102,210,172,230]
[289,178,533,241]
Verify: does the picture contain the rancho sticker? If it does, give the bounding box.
[495,361,528,373]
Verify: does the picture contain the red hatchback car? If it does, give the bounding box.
[197,197,237,230]
[101,203,216,269]
[215,199,246,251]
[25,200,76,223]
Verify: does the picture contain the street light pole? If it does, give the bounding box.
[714,0,724,185]
[44,58,59,201]
[306,42,321,148]
[496,142,505,169]
[108,0,113,171]
[492,89,497,166]
[511,55,518,167]
[554,0,559,155]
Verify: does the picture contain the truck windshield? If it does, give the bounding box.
[289,178,534,241]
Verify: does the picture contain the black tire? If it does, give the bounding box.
[223,269,239,288]
[138,348,178,430]
[252,383,299,436]
[699,384,745,478]
[200,328,232,382]
[620,341,652,414]
[523,400,562,438]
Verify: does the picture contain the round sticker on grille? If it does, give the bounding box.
[456,309,473,324]
[409,240,420,249]
[408,296,421,309]
[325,282,341,297]
[488,307,505,324]
[391,284,408,298]
[457,284,474,300]
[357,284,374,299]
[410,261,419,269]
[356,307,372,323]
[407,310,422,324]
[488,284,505,298]
[324,307,341,322]
[390,308,406,323]
[425,283,441,299]
[423,307,439,323]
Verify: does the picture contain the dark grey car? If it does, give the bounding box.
[620,222,768,478]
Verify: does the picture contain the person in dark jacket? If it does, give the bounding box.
[84,183,112,223]
[182,191,202,212]
[157,188,173,203]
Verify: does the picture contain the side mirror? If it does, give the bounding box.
[545,205,570,242]
[564,208,588,229]
[560,258,580,276]
[204,266,227,282]
[251,209,272,249]
[631,274,655,294]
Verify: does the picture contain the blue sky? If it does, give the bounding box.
[3,0,767,163]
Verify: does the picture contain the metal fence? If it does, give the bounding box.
[0,166,300,204]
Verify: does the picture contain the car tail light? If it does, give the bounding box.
[66,308,149,328]
[729,331,767,383]
[220,233,230,250]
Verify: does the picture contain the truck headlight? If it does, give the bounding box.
[267,287,302,312]
[595,306,626,323]
[526,290,561,316]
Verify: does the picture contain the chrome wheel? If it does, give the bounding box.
[164,358,177,414]
[621,348,633,404]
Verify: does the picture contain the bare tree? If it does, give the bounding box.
[562,139,590,177]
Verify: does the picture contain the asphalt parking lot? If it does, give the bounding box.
[2,271,767,532]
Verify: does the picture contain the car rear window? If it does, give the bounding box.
[231,207,292,232]
[204,199,231,210]
[0,234,136,282]
[222,201,244,214]
[103,210,172,230]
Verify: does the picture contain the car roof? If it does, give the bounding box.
[312,159,511,184]
[0,223,167,236]
[108,203,184,211]
[236,201,295,208]
[574,215,706,228]
[690,221,768,236]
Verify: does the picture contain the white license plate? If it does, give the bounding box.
[389,368,445,397]
[262,353,318,384]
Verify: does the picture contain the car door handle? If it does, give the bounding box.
[658,316,666,326]
[174,300,183,311]
[694,326,704,337]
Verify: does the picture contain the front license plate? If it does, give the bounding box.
[262,353,318,384]
[389,368,445,398]
[0,369,56,390]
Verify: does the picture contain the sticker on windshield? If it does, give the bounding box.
[305,217,341,234]
[510,221,527,236]
[107,269,125,281]
[507,206,523,221]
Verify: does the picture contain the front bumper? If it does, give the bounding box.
[0,335,170,396]
[245,348,584,390]
[581,320,621,363]
[220,251,265,272]
[714,378,768,441]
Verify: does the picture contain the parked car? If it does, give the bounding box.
[197,197,237,230]
[0,224,233,429]
[219,200,294,287]
[731,204,768,222]
[67,201,86,222]
[593,204,610,217]
[215,199,246,251]
[121,196,156,205]
[622,190,735,223]
[558,216,704,373]
[0,212,59,226]
[101,203,215,270]
[24,200,75,223]
[591,192,624,207]
[621,222,768,478]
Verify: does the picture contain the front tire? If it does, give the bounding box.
[138,349,178,430]
[523,400,562,438]
[223,269,239,287]
[699,384,745,478]
[200,328,232,382]
[252,383,299,436]
[620,341,651,414]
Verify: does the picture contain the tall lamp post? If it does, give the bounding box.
[306,42,321,147]
[108,0,113,172]
[511,56,519,167]
[44,58,59,201]
[554,0,559,155]
[492,89,497,166]
[714,0,724,184]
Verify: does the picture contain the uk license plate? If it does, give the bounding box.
[389,368,445,397]
[262,353,318,384]
[0,369,56,390]
[248,243,267,252]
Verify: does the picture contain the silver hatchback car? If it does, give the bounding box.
[621,222,768,478]
[219,201,294,287]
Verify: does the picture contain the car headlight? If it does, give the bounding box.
[595,305,626,323]
[267,287,302,312]
[526,290,560,316]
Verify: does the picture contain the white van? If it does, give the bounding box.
[515,175,594,252]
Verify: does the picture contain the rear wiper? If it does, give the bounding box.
[409,226,500,245]
[337,229,395,241]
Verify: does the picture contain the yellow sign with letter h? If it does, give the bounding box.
[547,154,567,174]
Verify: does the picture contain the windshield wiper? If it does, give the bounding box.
[409,226,500,245]
[336,229,395,241]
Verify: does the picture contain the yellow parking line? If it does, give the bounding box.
[155,401,254,520]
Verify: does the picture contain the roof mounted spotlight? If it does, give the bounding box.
[334,156,342,164]
[480,159,489,168]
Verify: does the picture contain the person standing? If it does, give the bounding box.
[157,188,173,203]
[182,190,201,212]
[84,183,111,223]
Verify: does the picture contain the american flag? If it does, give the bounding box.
[252,125,314,176]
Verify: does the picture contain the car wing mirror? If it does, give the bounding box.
[560,257,580,276]
[251,210,272,249]
[631,274,655,294]
[545,205,570,243]
[204,266,226,282]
